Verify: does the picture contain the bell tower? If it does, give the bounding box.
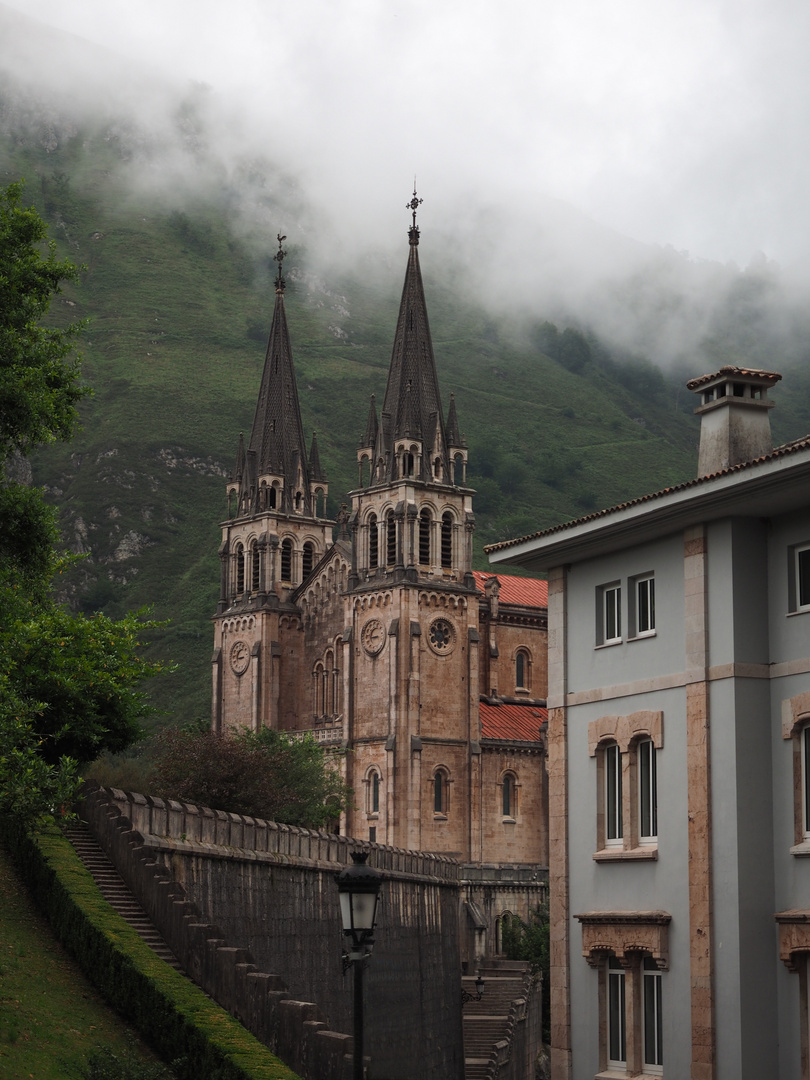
[212,237,333,735]
[345,191,480,856]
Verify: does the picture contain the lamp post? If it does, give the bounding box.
[461,972,485,1005]
[335,851,383,1080]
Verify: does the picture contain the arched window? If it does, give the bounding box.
[434,769,449,815]
[502,773,516,818]
[235,543,245,594]
[515,649,530,691]
[441,512,453,569]
[370,771,380,814]
[386,510,396,566]
[269,485,277,509]
[324,650,334,714]
[294,491,302,511]
[313,662,325,716]
[369,513,378,569]
[302,541,315,579]
[251,543,260,591]
[281,539,293,582]
[419,509,431,565]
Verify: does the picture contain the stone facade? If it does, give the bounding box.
[211,209,549,954]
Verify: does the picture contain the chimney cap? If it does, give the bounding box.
[686,365,782,392]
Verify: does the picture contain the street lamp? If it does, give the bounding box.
[461,972,485,1005]
[336,851,383,1080]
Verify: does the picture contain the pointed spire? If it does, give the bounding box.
[309,431,326,481]
[361,394,379,449]
[232,431,246,482]
[378,187,450,482]
[246,237,315,515]
[446,393,464,447]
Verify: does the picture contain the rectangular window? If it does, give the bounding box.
[598,583,622,645]
[639,739,658,842]
[608,958,627,1068]
[799,547,810,610]
[804,727,810,839]
[635,575,656,635]
[643,958,664,1071]
[605,744,623,844]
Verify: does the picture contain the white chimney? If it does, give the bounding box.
[687,365,781,477]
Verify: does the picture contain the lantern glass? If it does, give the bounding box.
[339,888,378,933]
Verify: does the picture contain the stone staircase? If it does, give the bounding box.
[64,822,184,973]
[463,960,530,1080]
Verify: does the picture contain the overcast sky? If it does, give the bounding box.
[6,0,810,271]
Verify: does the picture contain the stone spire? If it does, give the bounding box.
[375,188,452,484]
[244,236,319,515]
[361,394,379,450]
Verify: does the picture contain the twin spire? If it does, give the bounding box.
[232,190,465,518]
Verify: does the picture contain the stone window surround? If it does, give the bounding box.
[576,911,670,1080]
[775,911,810,1080]
[590,711,663,861]
[782,691,810,853]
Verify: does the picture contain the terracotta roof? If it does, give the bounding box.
[480,701,547,742]
[685,364,782,391]
[484,433,810,555]
[472,570,547,607]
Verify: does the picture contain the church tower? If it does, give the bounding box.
[212,237,333,734]
[345,191,481,857]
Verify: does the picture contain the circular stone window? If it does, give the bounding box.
[428,617,455,654]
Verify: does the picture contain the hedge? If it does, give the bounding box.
[0,816,302,1080]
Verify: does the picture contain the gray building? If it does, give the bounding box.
[487,365,810,1079]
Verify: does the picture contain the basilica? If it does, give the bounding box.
[211,199,549,886]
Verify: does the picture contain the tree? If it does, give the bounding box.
[152,725,351,828]
[0,180,166,822]
[0,180,88,459]
[502,905,550,1044]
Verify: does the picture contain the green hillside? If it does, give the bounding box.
[3,72,809,731]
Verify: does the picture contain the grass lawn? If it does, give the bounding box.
[0,840,167,1080]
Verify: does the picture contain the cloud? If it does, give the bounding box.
[5,0,810,269]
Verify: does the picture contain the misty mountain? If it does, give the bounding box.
[3,6,810,726]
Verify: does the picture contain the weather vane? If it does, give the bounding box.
[274,233,287,290]
[406,182,422,230]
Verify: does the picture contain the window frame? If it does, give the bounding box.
[597,582,622,646]
[604,742,623,847]
[638,738,658,844]
[433,768,449,817]
[502,772,517,820]
[633,573,656,638]
[607,956,627,1071]
[643,957,664,1073]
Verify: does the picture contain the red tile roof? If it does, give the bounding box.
[484,433,810,554]
[480,701,547,742]
[472,570,547,608]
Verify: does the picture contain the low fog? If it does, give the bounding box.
[3,0,810,369]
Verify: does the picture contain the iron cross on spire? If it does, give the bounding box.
[274,233,287,291]
[407,183,423,228]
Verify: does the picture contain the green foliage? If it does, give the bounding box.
[0,180,169,823]
[0,817,302,1080]
[501,905,550,1044]
[0,180,89,460]
[152,726,351,827]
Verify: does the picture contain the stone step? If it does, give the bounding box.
[64,824,185,973]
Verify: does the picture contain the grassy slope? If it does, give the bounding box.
[0,842,163,1079]
[6,107,809,730]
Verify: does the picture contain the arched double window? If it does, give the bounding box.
[368,513,378,569]
[235,542,245,594]
[250,542,260,592]
[441,512,453,569]
[302,541,315,580]
[280,539,293,582]
[419,509,432,565]
[386,510,397,566]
